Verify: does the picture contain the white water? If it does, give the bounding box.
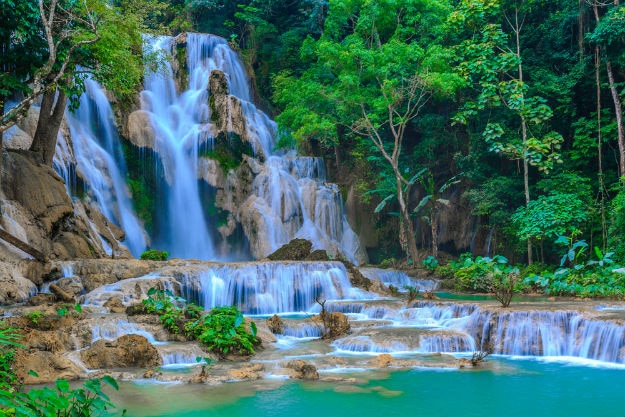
[57,78,147,256]
[178,261,367,314]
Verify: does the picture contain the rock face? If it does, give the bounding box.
[81,334,162,369]
[0,151,128,262]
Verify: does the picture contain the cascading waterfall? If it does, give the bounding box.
[135,33,365,262]
[56,78,147,256]
[177,261,367,314]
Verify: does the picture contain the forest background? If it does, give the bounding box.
[2,0,625,298]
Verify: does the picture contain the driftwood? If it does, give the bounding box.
[0,227,48,262]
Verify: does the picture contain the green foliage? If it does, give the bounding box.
[609,188,625,263]
[422,256,439,271]
[511,194,588,243]
[141,288,185,333]
[186,306,259,356]
[142,288,259,356]
[403,285,420,305]
[25,311,46,326]
[140,249,169,261]
[450,253,517,296]
[0,375,122,417]
[0,325,22,392]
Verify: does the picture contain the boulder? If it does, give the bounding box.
[227,363,265,381]
[127,110,156,149]
[370,353,394,368]
[266,314,285,334]
[15,351,82,384]
[81,334,162,369]
[267,239,312,261]
[283,360,319,380]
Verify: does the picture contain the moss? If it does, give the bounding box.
[199,132,254,174]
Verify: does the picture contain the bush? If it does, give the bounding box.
[186,306,259,356]
[140,249,169,261]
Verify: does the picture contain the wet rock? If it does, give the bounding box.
[266,314,285,334]
[283,359,319,380]
[305,250,330,261]
[266,239,312,261]
[127,110,156,149]
[227,363,265,380]
[15,351,82,384]
[370,353,394,368]
[313,311,350,339]
[103,297,126,313]
[81,334,162,369]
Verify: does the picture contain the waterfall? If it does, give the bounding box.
[57,78,147,256]
[135,33,366,263]
[177,261,367,314]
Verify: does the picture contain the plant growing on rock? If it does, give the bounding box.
[142,288,185,334]
[403,285,420,305]
[186,306,259,356]
[140,249,169,261]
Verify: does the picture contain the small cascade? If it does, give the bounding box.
[418,333,476,353]
[282,323,323,338]
[58,78,147,256]
[481,310,625,363]
[359,268,439,291]
[158,343,207,367]
[91,319,159,344]
[178,261,366,314]
[333,336,410,353]
[82,274,179,308]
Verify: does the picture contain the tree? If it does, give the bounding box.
[450,0,563,264]
[412,171,460,260]
[274,0,461,264]
[587,1,625,181]
[1,0,145,166]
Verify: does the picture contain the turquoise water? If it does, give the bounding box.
[113,359,625,417]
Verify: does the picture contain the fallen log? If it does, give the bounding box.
[0,227,48,262]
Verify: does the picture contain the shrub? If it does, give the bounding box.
[186,306,259,356]
[140,249,169,261]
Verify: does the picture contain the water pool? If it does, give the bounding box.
[112,358,625,417]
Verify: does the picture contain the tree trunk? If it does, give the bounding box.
[396,175,419,265]
[30,87,67,166]
[431,211,438,260]
[596,46,608,249]
[514,6,533,265]
[605,61,625,179]
[0,100,4,190]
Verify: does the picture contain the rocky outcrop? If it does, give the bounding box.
[0,151,129,262]
[126,110,156,149]
[267,239,312,261]
[266,314,285,334]
[283,360,319,380]
[227,363,264,381]
[81,334,162,369]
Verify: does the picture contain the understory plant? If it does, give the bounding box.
[140,249,169,261]
[0,321,123,417]
[143,288,259,356]
[522,236,625,298]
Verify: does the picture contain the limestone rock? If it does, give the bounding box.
[266,314,285,334]
[370,353,394,368]
[267,239,312,261]
[81,334,162,369]
[283,359,319,380]
[15,351,82,384]
[0,263,38,305]
[306,250,330,261]
[227,363,265,380]
[103,297,126,313]
[127,110,156,149]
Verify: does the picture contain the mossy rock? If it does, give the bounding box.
[305,250,330,261]
[267,239,312,261]
[202,131,254,173]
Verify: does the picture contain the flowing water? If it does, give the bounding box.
[56,33,365,262]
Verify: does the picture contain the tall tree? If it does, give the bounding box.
[450,0,563,264]
[1,0,145,165]
[274,0,460,264]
